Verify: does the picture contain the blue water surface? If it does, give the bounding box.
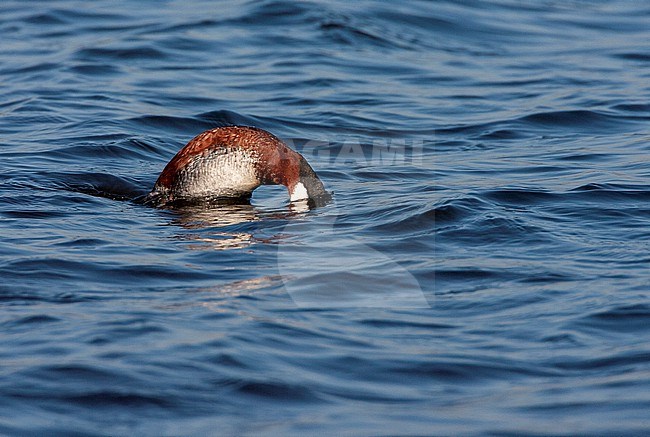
[1,0,649,435]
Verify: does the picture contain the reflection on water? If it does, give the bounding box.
[165,201,314,250]
[167,203,259,250]
[176,232,254,251]
[150,275,287,315]
[165,199,428,307]
[169,203,260,229]
[193,275,285,296]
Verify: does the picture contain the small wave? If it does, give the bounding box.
[569,183,650,202]
[387,356,556,381]
[23,12,68,25]
[437,108,644,138]
[551,350,650,372]
[54,172,147,201]
[0,286,93,304]
[126,114,208,135]
[127,109,263,137]
[75,46,167,61]
[574,304,650,333]
[613,52,650,62]
[236,380,321,402]
[235,0,312,26]
[611,103,650,113]
[67,63,121,76]
[483,189,557,205]
[1,209,69,219]
[61,391,172,408]
[197,109,261,127]
[0,62,61,76]
[2,315,61,327]
[440,215,549,245]
[434,193,549,246]
[520,109,623,127]
[478,129,530,140]
[49,141,158,161]
[319,16,417,51]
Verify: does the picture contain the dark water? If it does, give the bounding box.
[1,0,649,435]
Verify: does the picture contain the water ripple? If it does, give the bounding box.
[1,0,649,434]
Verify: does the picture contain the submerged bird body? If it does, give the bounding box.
[148,126,330,206]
